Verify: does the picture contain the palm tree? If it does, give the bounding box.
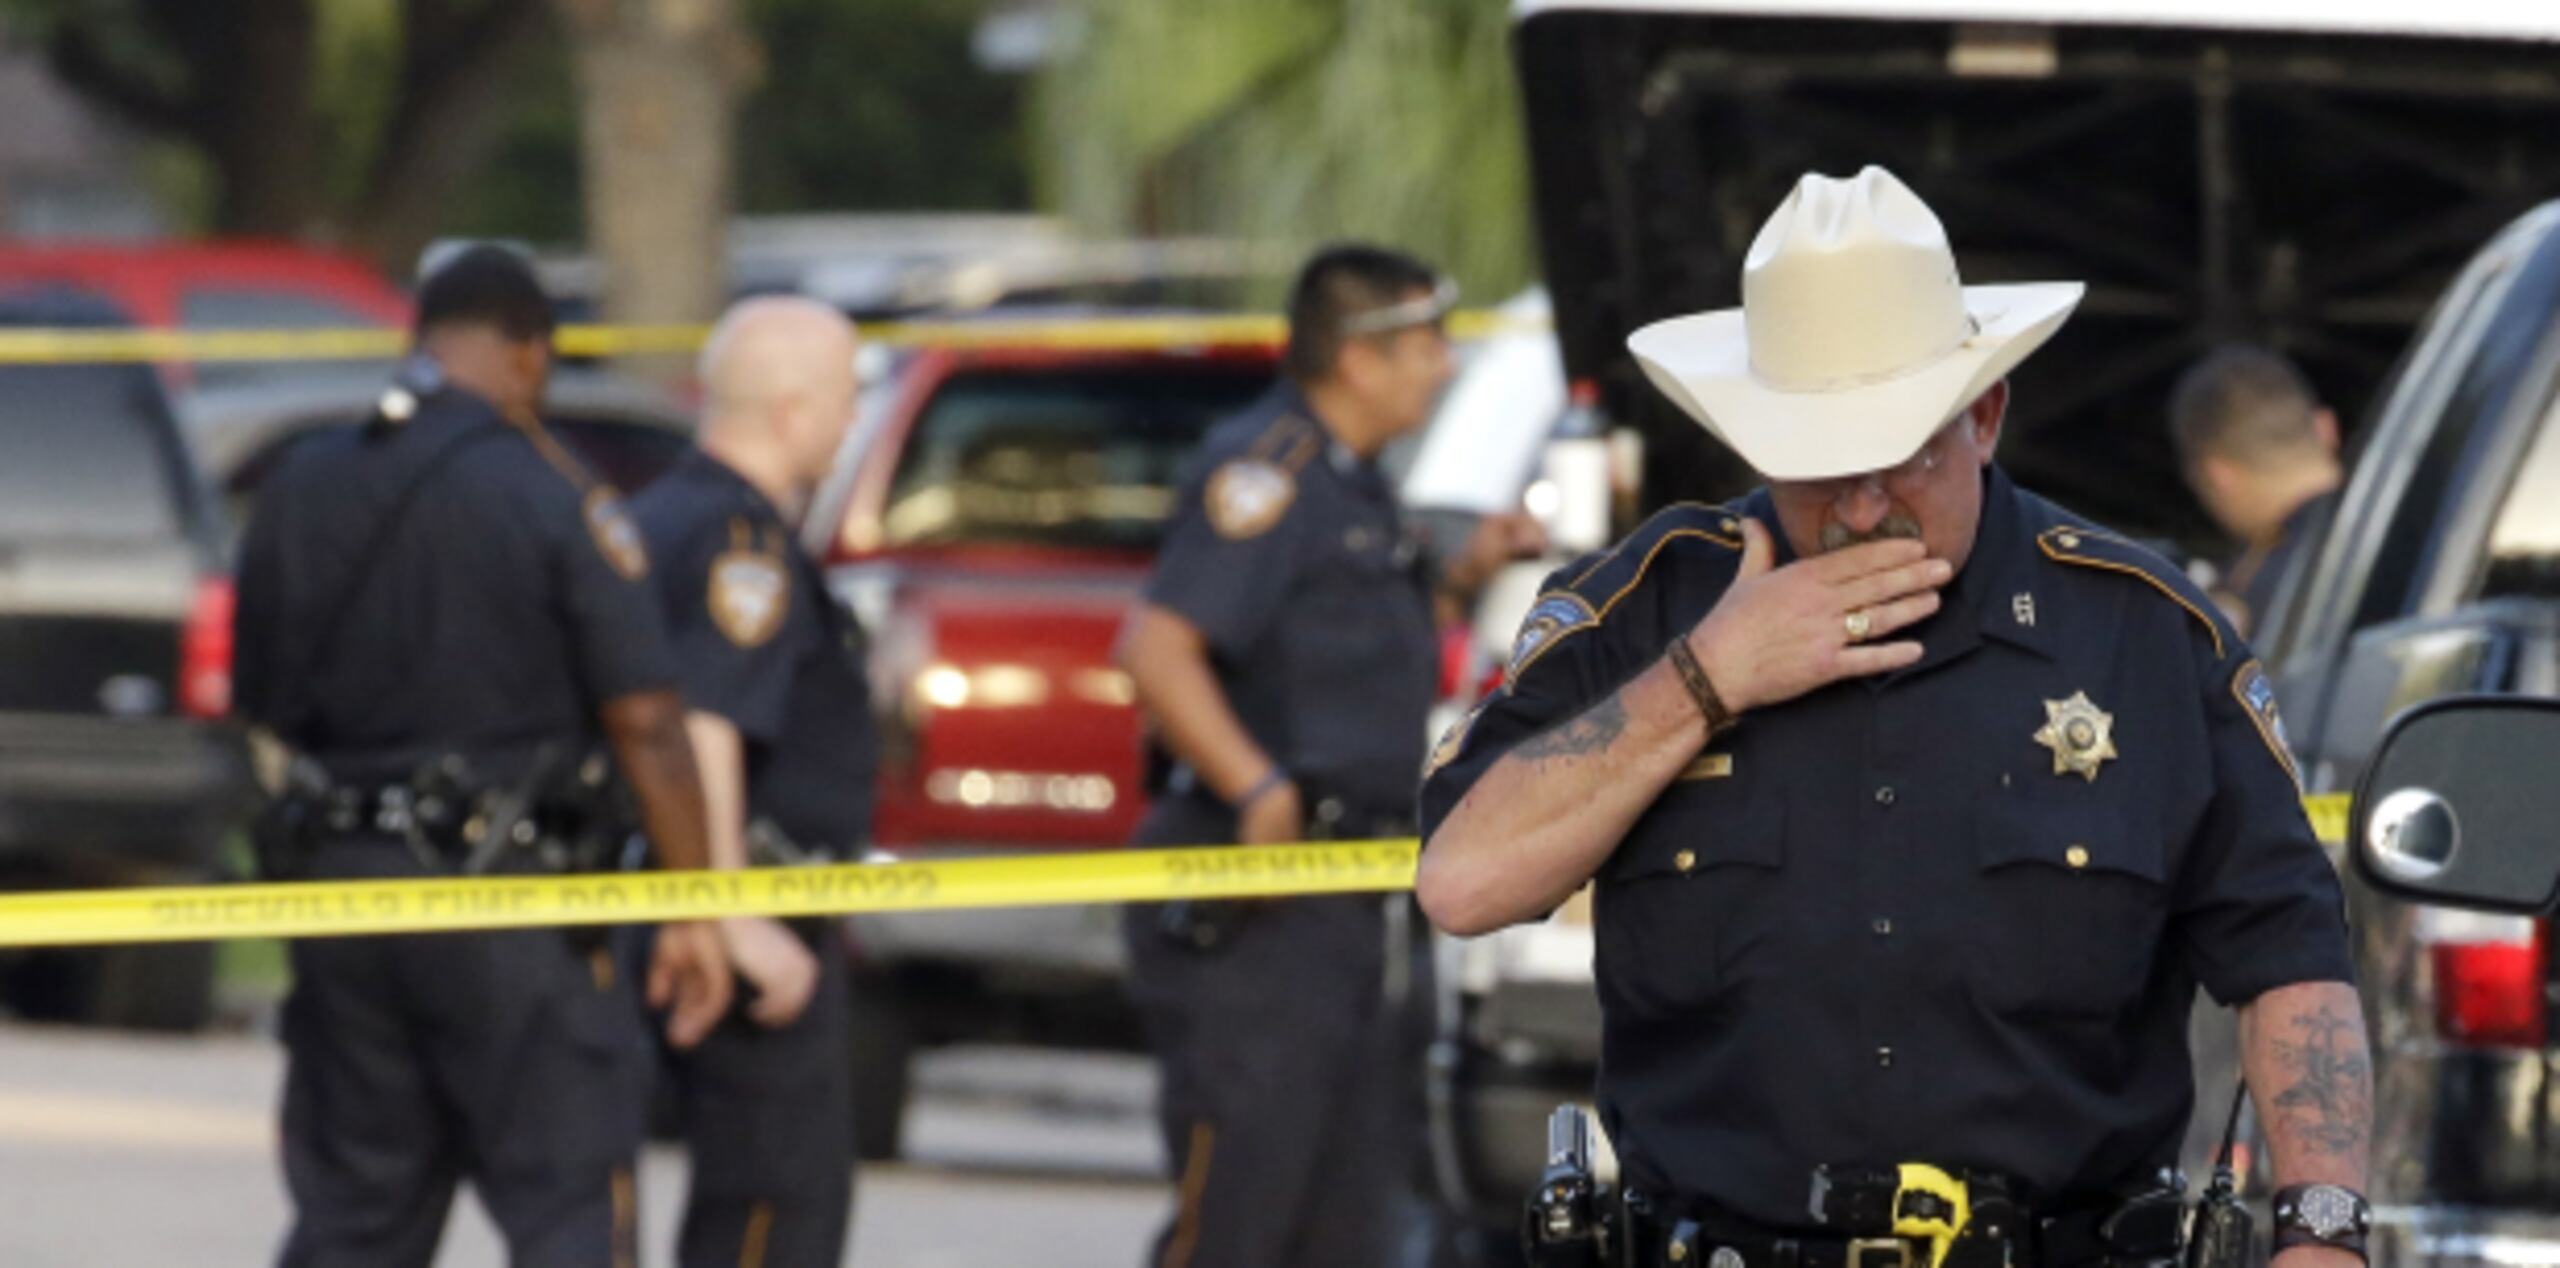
[1032,0,1533,302]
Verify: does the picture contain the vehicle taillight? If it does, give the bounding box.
[1438,624,1472,702]
[2420,909,2549,1048]
[182,576,234,720]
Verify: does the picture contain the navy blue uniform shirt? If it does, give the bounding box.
[1419,466,2354,1225]
[234,384,676,779]
[629,450,877,853]
[1144,384,1439,816]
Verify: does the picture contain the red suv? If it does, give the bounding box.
[810,334,1280,1156]
[0,240,411,390]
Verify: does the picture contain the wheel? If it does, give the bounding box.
[89,940,218,1032]
[3,941,217,1032]
[846,973,915,1162]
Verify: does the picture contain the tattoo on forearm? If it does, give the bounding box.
[2268,1004,2373,1158]
[1517,694,1629,762]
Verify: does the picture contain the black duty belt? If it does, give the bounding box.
[1619,1189,2185,1268]
[311,783,488,853]
[1301,790,1414,840]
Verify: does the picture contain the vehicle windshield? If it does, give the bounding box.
[0,362,190,542]
[881,362,1272,552]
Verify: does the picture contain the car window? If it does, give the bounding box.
[222,414,690,537]
[0,362,189,541]
[180,285,399,388]
[880,364,1272,552]
[2264,209,2555,670]
[547,415,691,495]
[2474,392,2560,601]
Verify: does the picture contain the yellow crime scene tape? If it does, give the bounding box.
[0,309,1535,365]
[0,840,1420,949]
[0,794,2356,948]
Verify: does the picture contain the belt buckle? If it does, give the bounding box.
[1849,1239,1912,1268]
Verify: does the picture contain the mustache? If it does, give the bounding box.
[1820,515,1924,552]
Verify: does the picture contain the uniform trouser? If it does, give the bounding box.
[1123,798,1434,1268]
[278,838,648,1268]
[642,918,856,1268]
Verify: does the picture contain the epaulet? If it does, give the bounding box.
[2034,523,2232,660]
[1502,502,1743,686]
[513,421,651,581]
[519,421,602,492]
[1241,410,1325,473]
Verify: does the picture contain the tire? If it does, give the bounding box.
[3,941,218,1032]
[89,940,218,1032]
[846,973,915,1162]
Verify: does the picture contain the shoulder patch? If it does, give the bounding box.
[2036,525,2228,659]
[2231,659,2302,790]
[1505,591,1601,686]
[1424,701,1488,776]
[1205,459,1296,540]
[708,526,791,648]
[583,488,651,581]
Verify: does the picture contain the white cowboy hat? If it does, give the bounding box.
[1627,165,2084,481]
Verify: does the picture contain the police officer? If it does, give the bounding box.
[627,296,873,1267]
[1118,243,1544,1268]
[2168,345,2344,637]
[234,245,732,1266]
[1419,169,2375,1268]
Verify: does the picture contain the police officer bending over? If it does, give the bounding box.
[1418,170,2374,1268]
[234,245,731,1268]
[1118,243,1543,1268]
[629,296,874,1267]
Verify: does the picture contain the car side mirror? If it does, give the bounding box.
[2351,695,2560,915]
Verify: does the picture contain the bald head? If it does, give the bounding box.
[696,296,862,510]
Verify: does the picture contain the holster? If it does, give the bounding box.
[1153,784,1413,953]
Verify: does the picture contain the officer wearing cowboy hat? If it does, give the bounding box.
[1417,169,2372,1268]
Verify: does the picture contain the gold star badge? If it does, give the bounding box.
[2033,691,2119,782]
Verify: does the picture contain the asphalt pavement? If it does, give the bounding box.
[0,1022,1172,1267]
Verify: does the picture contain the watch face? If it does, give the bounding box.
[2299,1185,2360,1237]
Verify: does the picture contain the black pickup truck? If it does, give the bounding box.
[1430,3,2560,1265]
[2246,197,2560,1265]
[0,292,252,1031]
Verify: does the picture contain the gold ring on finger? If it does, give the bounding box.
[1844,610,1874,641]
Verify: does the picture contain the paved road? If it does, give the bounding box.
[0,1022,1172,1267]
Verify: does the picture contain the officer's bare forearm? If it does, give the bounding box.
[602,689,715,872]
[681,711,750,871]
[1118,605,1276,802]
[2240,981,2372,1191]
[1417,656,1703,935]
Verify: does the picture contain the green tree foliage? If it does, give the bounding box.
[1,0,1029,265]
[1032,0,1533,301]
[740,0,1028,213]
[1,0,552,267]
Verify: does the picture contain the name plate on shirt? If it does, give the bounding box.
[1678,753,1734,781]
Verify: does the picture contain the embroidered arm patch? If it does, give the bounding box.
[1504,591,1599,687]
[1205,459,1295,540]
[2232,659,2302,789]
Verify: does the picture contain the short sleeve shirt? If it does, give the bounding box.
[233,385,677,781]
[629,450,878,852]
[1418,466,2354,1224]
[1143,384,1440,814]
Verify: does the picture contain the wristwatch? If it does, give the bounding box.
[2272,1184,2371,1261]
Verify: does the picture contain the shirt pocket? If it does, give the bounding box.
[1970,794,2169,1018]
[1296,522,1431,665]
[1592,782,1786,1019]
